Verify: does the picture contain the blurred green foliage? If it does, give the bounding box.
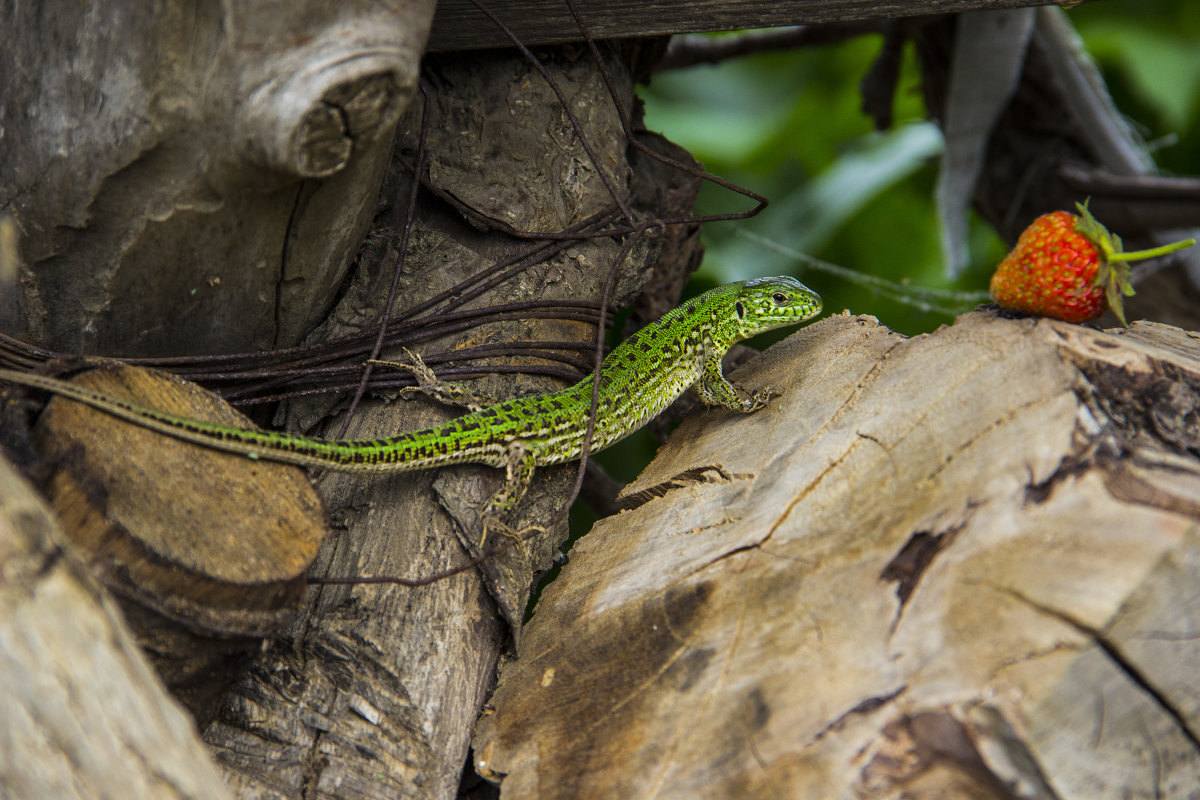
[637,0,1200,336]
[1073,0,1200,176]
[554,1,1200,572]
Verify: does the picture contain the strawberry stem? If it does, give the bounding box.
[1106,237,1195,263]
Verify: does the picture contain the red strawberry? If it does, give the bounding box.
[989,201,1194,325]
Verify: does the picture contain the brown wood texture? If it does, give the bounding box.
[427,0,1067,51]
[1,30,695,798]
[19,364,329,724]
[475,312,1200,799]
[201,46,682,800]
[0,457,234,799]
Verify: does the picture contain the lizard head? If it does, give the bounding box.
[732,275,823,340]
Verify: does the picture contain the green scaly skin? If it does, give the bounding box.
[0,277,821,518]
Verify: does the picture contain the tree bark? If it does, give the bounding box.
[201,47,671,799]
[475,311,1200,799]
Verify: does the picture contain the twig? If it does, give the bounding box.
[658,22,885,72]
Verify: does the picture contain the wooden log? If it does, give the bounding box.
[426,0,1070,52]
[0,455,233,799]
[475,312,1200,799]
[5,363,329,725]
[0,0,435,357]
[202,46,686,799]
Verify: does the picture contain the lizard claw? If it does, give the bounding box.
[747,386,776,411]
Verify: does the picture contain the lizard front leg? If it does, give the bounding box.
[690,356,773,413]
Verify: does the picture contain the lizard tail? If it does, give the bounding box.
[0,368,439,474]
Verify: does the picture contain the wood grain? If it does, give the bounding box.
[202,47,664,800]
[1,2,433,356]
[25,364,328,723]
[427,0,1066,51]
[0,456,233,799]
[475,312,1200,799]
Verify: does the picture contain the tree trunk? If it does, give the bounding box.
[195,47,666,800]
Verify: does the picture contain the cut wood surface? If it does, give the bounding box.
[475,311,1200,799]
[0,457,232,800]
[29,366,327,632]
[12,364,329,724]
[427,0,1069,51]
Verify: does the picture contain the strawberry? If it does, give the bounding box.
[989,201,1194,325]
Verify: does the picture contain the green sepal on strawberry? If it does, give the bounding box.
[989,201,1195,326]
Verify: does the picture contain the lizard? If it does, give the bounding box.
[0,276,821,536]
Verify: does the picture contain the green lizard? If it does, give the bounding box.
[0,276,821,531]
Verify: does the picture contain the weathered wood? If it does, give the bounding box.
[426,0,1067,52]
[0,456,233,800]
[202,46,678,800]
[7,364,329,724]
[0,1,434,357]
[474,312,1200,799]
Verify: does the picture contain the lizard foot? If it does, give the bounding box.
[369,349,491,411]
[745,386,777,412]
[480,515,544,559]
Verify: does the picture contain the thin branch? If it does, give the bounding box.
[734,229,990,315]
[657,22,886,72]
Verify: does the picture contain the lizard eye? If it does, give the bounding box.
[735,301,745,319]
[772,292,788,305]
